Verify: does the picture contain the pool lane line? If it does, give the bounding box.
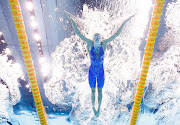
[9,0,47,125]
[130,0,165,124]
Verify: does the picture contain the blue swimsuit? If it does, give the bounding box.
[88,46,105,88]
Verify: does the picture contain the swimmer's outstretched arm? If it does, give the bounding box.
[102,15,135,51]
[64,11,93,46]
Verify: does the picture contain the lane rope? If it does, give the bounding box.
[130,0,165,124]
[9,0,48,124]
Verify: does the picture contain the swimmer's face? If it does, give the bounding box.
[94,33,101,41]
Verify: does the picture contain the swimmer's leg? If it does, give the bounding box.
[96,70,105,117]
[96,88,102,117]
[91,88,96,115]
[89,69,96,115]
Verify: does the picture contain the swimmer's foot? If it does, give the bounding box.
[95,107,100,117]
[93,107,96,116]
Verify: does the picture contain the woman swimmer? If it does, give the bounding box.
[65,11,134,117]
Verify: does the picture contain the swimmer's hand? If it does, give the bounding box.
[104,14,136,43]
[64,10,93,52]
[64,10,72,20]
[102,14,136,51]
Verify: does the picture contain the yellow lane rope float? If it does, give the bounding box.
[9,0,47,124]
[130,0,165,124]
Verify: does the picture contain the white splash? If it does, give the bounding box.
[137,113,156,125]
[159,0,180,52]
[0,55,23,123]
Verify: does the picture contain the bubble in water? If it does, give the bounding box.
[49,15,52,18]
[55,8,59,12]
[59,18,63,22]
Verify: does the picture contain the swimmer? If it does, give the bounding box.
[65,11,134,117]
